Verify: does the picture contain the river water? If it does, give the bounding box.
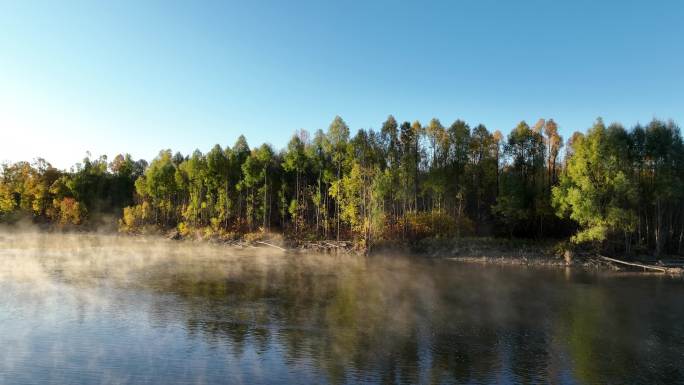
[1,233,683,385]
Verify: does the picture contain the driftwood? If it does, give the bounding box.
[255,241,287,251]
[599,255,669,273]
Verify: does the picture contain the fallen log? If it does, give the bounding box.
[255,241,287,251]
[599,256,669,273]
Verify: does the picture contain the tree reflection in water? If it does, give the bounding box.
[131,250,684,385]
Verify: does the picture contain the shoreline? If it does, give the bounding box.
[163,231,684,275]
[2,227,682,275]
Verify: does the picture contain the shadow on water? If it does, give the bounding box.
[1,232,684,384]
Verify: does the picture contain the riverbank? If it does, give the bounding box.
[162,230,684,274]
[2,225,682,274]
[285,237,684,274]
[371,237,596,269]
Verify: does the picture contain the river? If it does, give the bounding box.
[1,233,683,384]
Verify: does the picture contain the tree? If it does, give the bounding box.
[380,115,400,169]
[492,121,545,236]
[399,121,421,214]
[553,119,638,253]
[206,144,231,229]
[256,144,275,231]
[640,120,684,255]
[232,135,251,226]
[139,150,178,226]
[379,115,401,230]
[544,119,563,188]
[239,144,275,231]
[282,133,308,233]
[446,120,470,218]
[326,116,350,240]
[308,129,332,237]
[468,124,497,226]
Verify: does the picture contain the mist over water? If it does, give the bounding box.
[1,232,684,385]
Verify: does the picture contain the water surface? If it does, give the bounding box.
[1,233,683,384]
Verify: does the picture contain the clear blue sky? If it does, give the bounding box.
[1,0,682,169]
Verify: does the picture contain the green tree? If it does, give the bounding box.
[553,119,638,253]
[493,121,545,236]
[325,116,350,240]
[282,132,308,234]
[139,150,178,226]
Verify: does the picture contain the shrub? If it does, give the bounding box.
[55,197,86,225]
[119,202,150,232]
[404,211,474,240]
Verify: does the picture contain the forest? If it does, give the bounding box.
[1,116,683,257]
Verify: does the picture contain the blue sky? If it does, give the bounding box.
[1,0,682,169]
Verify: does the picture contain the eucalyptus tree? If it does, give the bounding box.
[424,118,448,213]
[325,116,350,240]
[256,144,276,231]
[493,121,545,236]
[640,120,684,255]
[232,135,251,225]
[308,129,332,236]
[136,150,178,226]
[282,133,308,233]
[206,144,231,228]
[399,121,421,214]
[543,119,563,188]
[379,115,401,226]
[446,120,470,217]
[179,150,208,226]
[239,144,276,231]
[468,124,497,225]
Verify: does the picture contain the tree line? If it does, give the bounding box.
[1,116,682,256]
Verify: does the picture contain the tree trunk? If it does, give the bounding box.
[625,231,631,256]
[263,171,268,231]
[656,199,664,256]
[337,162,341,241]
[678,222,683,254]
